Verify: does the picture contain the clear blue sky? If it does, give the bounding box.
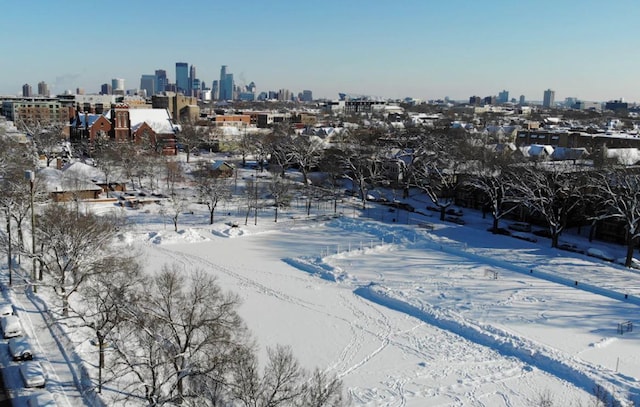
[1,0,639,102]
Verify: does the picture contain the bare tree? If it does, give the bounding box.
[113,265,251,406]
[0,138,38,270]
[287,135,325,185]
[511,163,586,248]
[20,121,67,167]
[164,159,185,196]
[36,204,122,316]
[74,258,144,393]
[176,123,206,163]
[332,129,384,210]
[407,133,463,221]
[267,171,292,222]
[299,368,344,407]
[591,167,640,267]
[167,189,189,232]
[193,162,233,225]
[237,131,257,168]
[264,126,294,177]
[244,178,263,226]
[464,165,520,232]
[92,139,122,198]
[232,344,343,407]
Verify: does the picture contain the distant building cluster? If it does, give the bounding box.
[16,62,315,106]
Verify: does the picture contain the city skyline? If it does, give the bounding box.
[1,0,640,102]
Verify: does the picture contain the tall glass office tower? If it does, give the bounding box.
[176,62,189,95]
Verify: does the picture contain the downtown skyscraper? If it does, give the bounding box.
[155,69,168,94]
[219,65,234,101]
[176,62,189,95]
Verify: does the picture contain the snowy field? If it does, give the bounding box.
[2,160,640,406]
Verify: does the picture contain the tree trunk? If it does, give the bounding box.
[98,333,105,393]
[492,216,499,231]
[625,232,636,268]
[209,209,214,225]
[275,206,278,223]
[440,207,446,221]
[551,231,559,248]
[6,211,12,286]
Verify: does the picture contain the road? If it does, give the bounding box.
[0,269,95,407]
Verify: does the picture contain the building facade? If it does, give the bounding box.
[543,89,555,108]
[2,98,72,127]
[38,82,50,97]
[176,62,189,95]
[22,84,33,97]
[155,70,168,94]
[140,74,155,97]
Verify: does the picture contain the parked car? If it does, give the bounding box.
[1,315,23,338]
[0,302,13,317]
[27,391,57,407]
[20,361,46,388]
[9,336,33,361]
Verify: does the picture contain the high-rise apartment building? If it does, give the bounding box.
[112,78,125,95]
[101,83,112,95]
[155,70,168,94]
[219,65,234,101]
[38,81,50,97]
[189,65,197,96]
[543,89,555,108]
[278,89,291,102]
[519,95,526,105]
[22,83,33,97]
[140,74,155,97]
[300,90,313,102]
[176,62,189,95]
[211,80,219,100]
[497,90,509,104]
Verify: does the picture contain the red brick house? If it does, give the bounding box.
[71,104,178,155]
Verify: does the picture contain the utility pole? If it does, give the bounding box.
[25,170,36,293]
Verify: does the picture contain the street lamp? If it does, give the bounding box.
[24,170,36,293]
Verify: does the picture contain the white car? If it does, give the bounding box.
[0,302,13,317]
[20,361,46,388]
[1,315,23,338]
[27,391,57,407]
[8,336,33,361]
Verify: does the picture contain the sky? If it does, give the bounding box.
[2,0,640,102]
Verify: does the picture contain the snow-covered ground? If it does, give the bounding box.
[2,157,639,406]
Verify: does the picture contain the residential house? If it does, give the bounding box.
[38,167,103,202]
[71,104,178,155]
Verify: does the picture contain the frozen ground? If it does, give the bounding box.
[113,187,639,406]
[1,161,639,406]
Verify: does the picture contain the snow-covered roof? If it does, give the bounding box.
[103,108,176,134]
[72,113,102,128]
[606,148,640,165]
[519,144,554,158]
[210,161,235,171]
[37,167,102,193]
[61,161,107,183]
[551,147,589,161]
